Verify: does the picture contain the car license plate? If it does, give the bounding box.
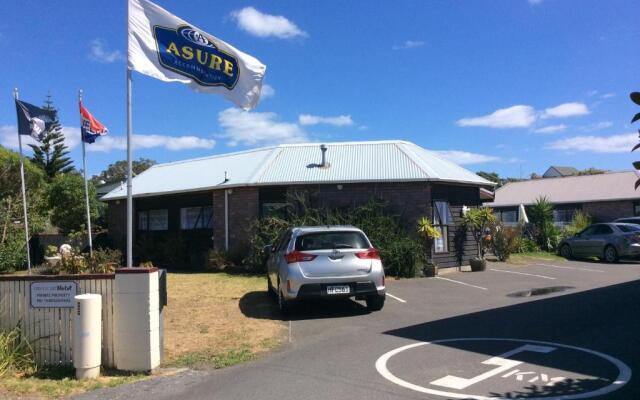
[327,285,350,295]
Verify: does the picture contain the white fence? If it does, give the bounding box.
[0,274,116,367]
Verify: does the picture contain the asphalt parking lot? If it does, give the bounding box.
[77,259,640,400]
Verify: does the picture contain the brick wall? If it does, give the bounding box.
[106,199,128,254]
[212,187,259,252]
[582,200,634,222]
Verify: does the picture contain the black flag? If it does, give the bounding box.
[15,99,57,142]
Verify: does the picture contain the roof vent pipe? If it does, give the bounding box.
[320,144,328,168]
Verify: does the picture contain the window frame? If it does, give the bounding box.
[180,206,213,230]
[432,200,452,254]
[137,209,169,232]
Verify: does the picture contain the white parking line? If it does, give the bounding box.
[387,293,407,303]
[536,263,604,273]
[489,268,556,280]
[435,276,488,291]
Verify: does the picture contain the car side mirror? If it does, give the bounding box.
[263,245,275,254]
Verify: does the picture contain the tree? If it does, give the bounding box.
[462,207,496,259]
[0,146,48,272]
[476,171,500,184]
[28,93,74,179]
[47,173,98,233]
[577,168,608,176]
[528,196,560,251]
[90,158,156,185]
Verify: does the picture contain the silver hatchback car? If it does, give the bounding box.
[265,226,386,314]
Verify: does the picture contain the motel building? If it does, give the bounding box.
[102,140,493,269]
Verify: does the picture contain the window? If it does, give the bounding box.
[433,201,453,253]
[553,209,576,225]
[180,206,213,230]
[261,202,288,218]
[500,210,517,224]
[593,225,613,235]
[138,209,168,231]
[617,224,640,233]
[635,202,640,216]
[295,231,369,251]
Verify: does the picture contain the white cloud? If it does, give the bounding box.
[528,0,543,5]
[532,124,566,134]
[435,150,500,165]
[542,102,589,119]
[88,39,124,63]
[88,134,215,152]
[456,105,536,128]
[230,7,307,39]
[218,108,308,146]
[298,114,354,127]
[261,84,275,98]
[601,93,615,99]
[547,133,636,153]
[392,40,425,50]
[579,121,613,132]
[0,125,214,153]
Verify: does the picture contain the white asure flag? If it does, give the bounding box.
[128,0,266,110]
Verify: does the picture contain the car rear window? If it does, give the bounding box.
[295,231,369,251]
[618,224,640,232]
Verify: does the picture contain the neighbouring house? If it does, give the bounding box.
[542,166,578,178]
[102,140,493,269]
[486,171,640,226]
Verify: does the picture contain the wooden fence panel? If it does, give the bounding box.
[0,275,116,367]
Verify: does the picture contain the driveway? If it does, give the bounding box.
[76,259,640,400]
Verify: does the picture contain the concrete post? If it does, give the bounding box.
[113,268,161,371]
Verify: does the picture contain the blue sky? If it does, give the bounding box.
[1,0,639,178]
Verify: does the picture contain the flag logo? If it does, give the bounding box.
[15,100,56,142]
[79,102,108,144]
[153,25,240,89]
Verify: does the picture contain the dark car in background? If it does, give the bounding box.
[559,223,640,262]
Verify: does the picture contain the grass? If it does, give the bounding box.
[0,366,147,399]
[163,272,286,369]
[506,251,565,265]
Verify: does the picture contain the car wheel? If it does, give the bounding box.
[366,295,385,311]
[604,245,618,263]
[560,244,572,259]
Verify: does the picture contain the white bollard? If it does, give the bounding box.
[73,294,102,379]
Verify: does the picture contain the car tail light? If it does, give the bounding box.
[285,251,317,263]
[355,248,381,260]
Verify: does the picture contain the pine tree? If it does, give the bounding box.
[28,92,74,179]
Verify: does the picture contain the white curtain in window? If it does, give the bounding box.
[180,206,213,229]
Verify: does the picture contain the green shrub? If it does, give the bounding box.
[206,249,230,272]
[565,211,592,237]
[85,247,122,273]
[491,224,521,261]
[0,326,36,377]
[0,233,26,274]
[244,197,422,278]
[47,174,99,234]
[528,197,560,251]
[514,237,540,253]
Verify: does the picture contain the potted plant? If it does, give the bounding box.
[417,217,441,277]
[44,245,61,267]
[462,207,496,272]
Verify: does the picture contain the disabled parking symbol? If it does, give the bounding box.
[376,338,631,400]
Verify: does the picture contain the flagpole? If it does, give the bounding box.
[79,90,93,256]
[125,0,133,268]
[126,71,133,268]
[14,88,32,274]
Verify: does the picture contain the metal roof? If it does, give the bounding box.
[102,140,493,200]
[486,171,640,207]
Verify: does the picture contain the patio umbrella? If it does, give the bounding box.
[518,204,529,224]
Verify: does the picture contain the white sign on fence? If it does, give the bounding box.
[30,281,78,308]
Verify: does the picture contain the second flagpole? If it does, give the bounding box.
[14,88,32,274]
[79,90,93,256]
